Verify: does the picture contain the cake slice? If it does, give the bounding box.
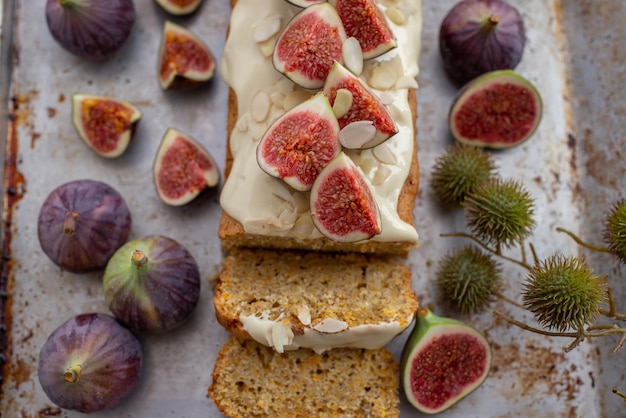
[213,247,418,353]
[208,336,400,418]
[218,0,423,255]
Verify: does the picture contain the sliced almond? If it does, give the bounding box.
[373,142,398,165]
[342,37,364,76]
[358,156,379,174]
[258,38,276,58]
[312,318,348,333]
[378,91,396,105]
[276,77,295,95]
[368,65,397,90]
[270,91,285,107]
[271,321,294,353]
[386,6,405,25]
[372,165,392,185]
[253,14,283,43]
[235,114,249,132]
[251,120,268,141]
[297,305,312,326]
[339,121,377,149]
[292,215,316,239]
[251,90,271,122]
[332,88,353,119]
[283,90,311,111]
[395,75,418,89]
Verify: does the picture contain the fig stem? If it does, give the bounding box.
[485,15,499,29]
[63,211,79,236]
[131,250,148,269]
[555,227,613,254]
[63,364,82,384]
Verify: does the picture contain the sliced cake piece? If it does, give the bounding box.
[213,248,418,353]
[208,336,400,418]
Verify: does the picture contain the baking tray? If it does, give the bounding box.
[0,0,624,417]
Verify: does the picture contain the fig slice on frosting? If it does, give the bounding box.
[273,3,347,90]
[324,61,398,149]
[310,152,381,242]
[257,92,341,191]
[329,0,397,60]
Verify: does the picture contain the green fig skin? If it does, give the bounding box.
[103,235,201,333]
[401,308,492,415]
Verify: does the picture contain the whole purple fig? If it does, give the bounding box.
[439,0,526,85]
[38,313,143,413]
[103,235,201,333]
[37,179,132,273]
[45,0,136,60]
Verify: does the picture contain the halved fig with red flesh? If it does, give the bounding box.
[310,152,381,242]
[153,128,220,206]
[324,61,397,149]
[273,3,347,90]
[155,0,202,16]
[158,20,216,90]
[257,92,341,191]
[71,94,141,158]
[329,0,396,60]
[449,70,542,149]
[401,308,491,414]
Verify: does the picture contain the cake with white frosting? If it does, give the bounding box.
[218,0,422,255]
[214,248,418,354]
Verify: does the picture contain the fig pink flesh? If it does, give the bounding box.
[80,99,135,153]
[328,78,396,136]
[313,164,380,238]
[259,110,339,188]
[275,12,344,84]
[332,0,395,58]
[409,333,488,410]
[453,83,538,145]
[157,136,214,199]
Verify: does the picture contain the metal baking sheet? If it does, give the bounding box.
[1,0,624,417]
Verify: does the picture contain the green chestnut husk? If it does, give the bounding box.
[401,308,492,414]
[103,235,201,333]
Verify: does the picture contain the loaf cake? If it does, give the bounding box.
[209,337,400,418]
[214,247,418,353]
[218,0,422,255]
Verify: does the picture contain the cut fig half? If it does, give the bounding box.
[284,0,326,7]
[329,0,397,60]
[449,70,542,149]
[310,152,381,242]
[273,3,347,90]
[71,94,141,158]
[153,128,220,206]
[158,20,216,90]
[324,61,397,149]
[257,92,341,191]
[154,0,203,16]
[401,308,492,414]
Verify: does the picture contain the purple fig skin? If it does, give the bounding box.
[37,179,132,274]
[103,235,201,333]
[45,0,136,61]
[38,313,143,413]
[439,0,526,85]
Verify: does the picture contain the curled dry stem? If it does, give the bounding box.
[555,227,612,254]
[493,310,626,353]
[440,232,533,270]
[612,387,626,401]
[600,287,626,321]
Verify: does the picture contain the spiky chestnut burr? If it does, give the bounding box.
[603,199,626,264]
[437,245,502,314]
[464,177,535,248]
[430,143,497,207]
[522,255,608,332]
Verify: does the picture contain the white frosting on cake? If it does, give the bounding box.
[240,311,414,354]
[220,0,422,243]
